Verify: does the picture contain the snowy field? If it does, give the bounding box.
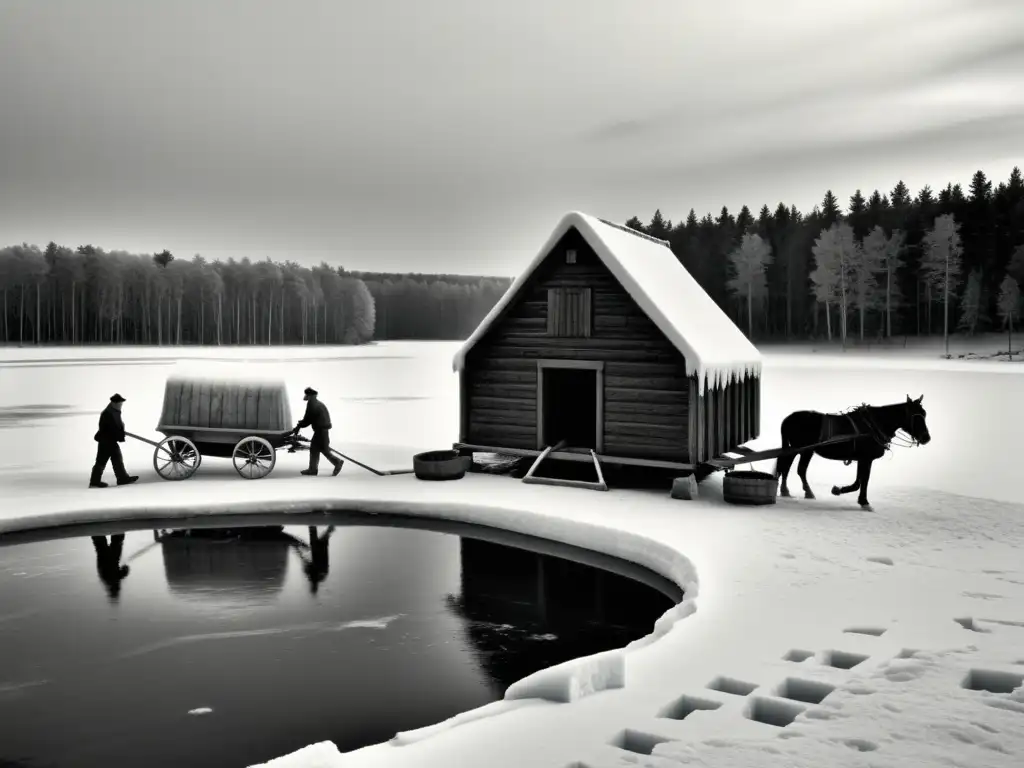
[1,341,1023,768]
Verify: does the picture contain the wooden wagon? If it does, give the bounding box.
[145,374,303,481]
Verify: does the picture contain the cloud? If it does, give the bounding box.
[581,0,1024,146]
[584,110,1024,195]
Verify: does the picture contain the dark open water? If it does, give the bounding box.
[0,513,679,768]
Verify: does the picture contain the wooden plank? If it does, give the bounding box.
[724,378,732,451]
[604,374,688,391]
[467,427,536,446]
[602,441,687,462]
[160,380,182,427]
[741,377,749,439]
[469,418,537,435]
[208,384,224,429]
[222,384,238,429]
[495,336,675,352]
[605,420,686,438]
[256,387,273,430]
[244,386,260,430]
[603,400,687,417]
[471,395,538,411]
[753,375,761,440]
[459,370,469,443]
[719,385,727,456]
[178,382,194,428]
[470,383,535,399]
[583,287,592,337]
[197,381,211,428]
[707,384,715,461]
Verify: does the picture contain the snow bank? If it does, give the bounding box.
[452,212,762,393]
[251,741,344,768]
[505,649,625,703]
[390,700,545,746]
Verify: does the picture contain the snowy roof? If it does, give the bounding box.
[165,360,289,389]
[452,211,762,392]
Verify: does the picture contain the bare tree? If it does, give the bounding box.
[810,223,858,344]
[852,226,886,341]
[725,233,773,337]
[921,213,964,357]
[997,273,1021,357]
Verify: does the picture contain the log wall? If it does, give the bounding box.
[159,379,292,432]
[464,228,692,463]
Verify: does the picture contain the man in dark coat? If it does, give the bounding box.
[89,393,139,488]
[293,387,343,476]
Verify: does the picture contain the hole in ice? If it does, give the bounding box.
[0,516,681,765]
[656,694,723,720]
[843,626,886,636]
[961,668,1024,694]
[744,696,805,727]
[774,677,836,705]
[783,648,814,663]
[843,738,879,752]
[954,617,991,633]
[608,728,675,755]
[822,650,870,670]
[706,676,758,696]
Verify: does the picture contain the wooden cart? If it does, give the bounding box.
[143,374,304,481]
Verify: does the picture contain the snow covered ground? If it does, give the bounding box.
[1,341,1023,768]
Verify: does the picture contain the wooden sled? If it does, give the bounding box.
[521,440,609,492]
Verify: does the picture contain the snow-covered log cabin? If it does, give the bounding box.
[452,211,763,471]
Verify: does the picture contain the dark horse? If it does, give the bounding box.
[775,395,931,510]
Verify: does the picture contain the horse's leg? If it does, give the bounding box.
[775,451,795,498]
[797,450,815,499]
[856,460,874,509]
[830,465,862,497]
[775,422,794,497]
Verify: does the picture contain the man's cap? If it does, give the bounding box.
[304,387,318,397]
[110,393,126,403]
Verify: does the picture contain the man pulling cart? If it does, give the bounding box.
[89,393,139,489]
[292,387,343,477]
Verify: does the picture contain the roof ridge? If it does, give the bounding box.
[595,217,671,248]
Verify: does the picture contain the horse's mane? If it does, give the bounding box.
[839,401,915,449]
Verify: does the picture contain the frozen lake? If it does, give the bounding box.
[0,515,678,768]
[1,339,1020,504]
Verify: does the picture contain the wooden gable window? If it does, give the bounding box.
[547,287,592,337]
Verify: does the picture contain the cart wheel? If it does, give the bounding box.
[232,436,276,480]
[153,436,201,481]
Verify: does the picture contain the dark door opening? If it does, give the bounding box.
[541,367,598,449]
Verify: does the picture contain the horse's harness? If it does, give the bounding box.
[834,403,921,465]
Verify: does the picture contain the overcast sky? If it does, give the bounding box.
[1,0,1022,276]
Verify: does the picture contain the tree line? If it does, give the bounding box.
[625,166,1024,350]
[0,245,512,346]
[5,165,1022,351]
[353,272,512,341]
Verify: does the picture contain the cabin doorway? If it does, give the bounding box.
[538,362,602,451]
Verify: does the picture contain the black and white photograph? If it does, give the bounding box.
[1,1,1023,766]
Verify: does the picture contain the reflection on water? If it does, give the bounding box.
[91,534,130,601]
[0,518,678,768]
